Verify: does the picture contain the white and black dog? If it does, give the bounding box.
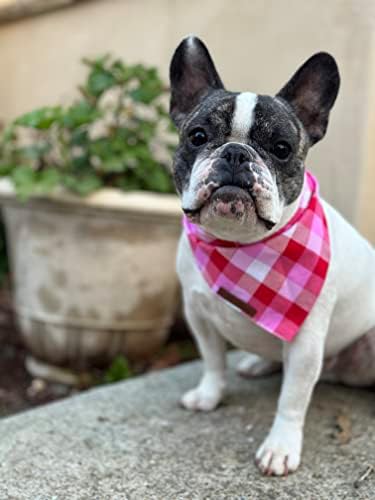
[169,36,375,476]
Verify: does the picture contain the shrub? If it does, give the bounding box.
[0,55,177,199]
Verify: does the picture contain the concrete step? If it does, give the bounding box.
[0,352,374,499]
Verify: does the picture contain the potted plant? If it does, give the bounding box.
[0,55,181,379]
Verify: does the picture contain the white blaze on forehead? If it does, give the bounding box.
[231,92,258,142]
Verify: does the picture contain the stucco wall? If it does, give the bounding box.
[358,31,375,244]
[0,0,374,238]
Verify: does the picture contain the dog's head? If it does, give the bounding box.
[169,36,340,242]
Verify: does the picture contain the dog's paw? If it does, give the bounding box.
[255,423,302,476]
[237,353,281,378]
[180,375,225,411]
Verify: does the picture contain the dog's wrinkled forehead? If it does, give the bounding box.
[170,34,340,148]
[183,90,303,148]
[181,89,237,139]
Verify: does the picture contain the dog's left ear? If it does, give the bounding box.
[169,36,224,126]
[277,53,340,145]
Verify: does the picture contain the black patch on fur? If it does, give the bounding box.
[277,52,340,145]
[172,91,237,194]
[249,95,307,205]
[170,37,224,126]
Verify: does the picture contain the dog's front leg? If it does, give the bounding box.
[181,304,227,411]
[255,291,335,476]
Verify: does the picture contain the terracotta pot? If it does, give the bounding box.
[0,180,182,370]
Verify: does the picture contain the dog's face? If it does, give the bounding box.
[169,37,340,242]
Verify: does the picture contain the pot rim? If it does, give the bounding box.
[0,178,183,222]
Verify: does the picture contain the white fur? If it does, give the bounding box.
[182,139,289,242]
[177,198,375,475]
[231,92,258,141]
[236,353,280,378]
[181,157,215,211]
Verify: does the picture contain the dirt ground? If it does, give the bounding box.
[0,286,74,416]
[0,284,197,418]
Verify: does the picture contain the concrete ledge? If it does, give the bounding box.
[0,352,374,499]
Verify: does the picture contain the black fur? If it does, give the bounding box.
[277,52,340,145]
[172,90,236,194]
[250,95,307,204]
[170,37,225,126]
[169,37,339,208]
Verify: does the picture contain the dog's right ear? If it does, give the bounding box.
[169,36,224,127]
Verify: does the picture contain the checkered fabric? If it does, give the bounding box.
[183,171,330,342]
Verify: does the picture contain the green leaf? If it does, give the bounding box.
[36,169,61,194]
[144,166,175,193]
[100,156,126,173]
[11,164,35,183]
[111,60,132,83]
[0,163,15,176]
[130,80,164,104]
[70,128,89,146]
[15,107,62,130]
[114,175,143,191]
[18,142,51,161]
[11,165,37,200]
[62,173,103,196]
[71,153,91,170]
[103,355,132,383]
[62,101,101,128]
[87,70,116,97]
[82,54,111,71]
[1,124,16,143]
[10,166,61,200]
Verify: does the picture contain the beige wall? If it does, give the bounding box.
[0,0,374,239]
[358,30,375,244]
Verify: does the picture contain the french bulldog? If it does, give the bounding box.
[169,36,375,476]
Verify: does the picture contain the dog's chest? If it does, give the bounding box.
[177,233,283,361]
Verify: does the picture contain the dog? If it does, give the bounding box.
[169,36,375,476]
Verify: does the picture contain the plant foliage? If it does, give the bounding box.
[0,55,177,199]
[103,355,133,383]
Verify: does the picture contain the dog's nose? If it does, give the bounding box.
[220,144,251,168]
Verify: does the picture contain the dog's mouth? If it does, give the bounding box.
[183,185,276,230]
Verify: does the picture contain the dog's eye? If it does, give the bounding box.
[189,128,207,147]
[272,141,291,160]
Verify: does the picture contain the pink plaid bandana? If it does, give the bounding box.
[183,171,330,342]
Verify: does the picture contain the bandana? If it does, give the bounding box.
[183,171,330,342]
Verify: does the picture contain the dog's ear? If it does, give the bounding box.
[277,53,340,145]
[169,36,224,126]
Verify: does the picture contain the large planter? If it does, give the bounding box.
[0,180,182,372]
